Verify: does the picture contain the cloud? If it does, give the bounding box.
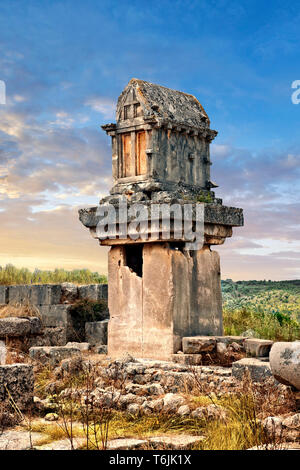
[85,97,116,120]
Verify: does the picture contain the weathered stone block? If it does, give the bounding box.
[7,285,30,304]
[0,340,6,364]
[28,327,67,347]
[269,342,300,390]
[0,317,31,337]
[182,336,216,354]
[245,338,273,357]
[29,285,61,305]
[78,284,108,301]
[0,363,34,410]
[29,345,81,366]
[171,354,202,365]
[37,304,71,327]
[232,358,272,382]
[0,286,8,304]
[85,320,108,346]
[66,341,90,351]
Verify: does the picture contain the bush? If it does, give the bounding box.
[223,307,300,341]
[0,264,107,285]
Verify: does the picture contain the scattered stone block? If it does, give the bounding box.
[245,338,273,357]
[45,413,59,422]
[29,327,67,347]
[232,358,272,382]
[0,340,6,364]
[177,405,190,416]
[191,404,228,421]
[0,363,34,410]
[66,341,90,351]
[269,341,300,390]
[107,438,147,450]
[0,317,31,337]
[29,345,81,366]
[216,342,227,354]
[148,435,205,449]
[38,304,71,327]
[182,336,216,354]
[163,393,185,412]
[171,353,202,365]
[85,320,108,346]
[0,431,43,450]
[127,403,140,415]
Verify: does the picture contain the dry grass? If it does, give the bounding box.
[0,300,40,319]
[22,356,298,450]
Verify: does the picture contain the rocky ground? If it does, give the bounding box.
[1,350,300,450]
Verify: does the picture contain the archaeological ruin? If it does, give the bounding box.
[79,78,244,359]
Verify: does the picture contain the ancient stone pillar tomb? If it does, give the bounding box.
[79,78,243,360]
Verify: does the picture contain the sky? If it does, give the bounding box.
[0,0,300,280]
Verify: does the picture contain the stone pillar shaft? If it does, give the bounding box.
[108,243,222,360]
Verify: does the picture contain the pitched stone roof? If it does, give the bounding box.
[117,78,211,128]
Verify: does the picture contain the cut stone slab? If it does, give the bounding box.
[269,342,300,390]
[29,345,81,366]
[232,358,272,382]
[7,285,31,304]
[107,438,147,450]
[245,338,273,357]
[0,317,31,337]
[148,435,205,449]
[29,327,67,347]
[182,336,216,354]
[171,353,202,365]
[0,363,34,410]
[0,431,43,450]
[78,284,107,301]
[29,284,62,305]
[37,304,71,327]
[85,320,108,346]
[66,341,90,351]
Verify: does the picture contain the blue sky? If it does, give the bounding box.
[1,0,300,279]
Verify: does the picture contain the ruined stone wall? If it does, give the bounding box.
[0,283,108,349]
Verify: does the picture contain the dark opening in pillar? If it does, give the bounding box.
[169,242,185,253]
[125,244,143,277]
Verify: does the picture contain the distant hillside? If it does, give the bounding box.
[222,279,300,340]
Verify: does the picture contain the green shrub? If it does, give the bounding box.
[0,264,107,285]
